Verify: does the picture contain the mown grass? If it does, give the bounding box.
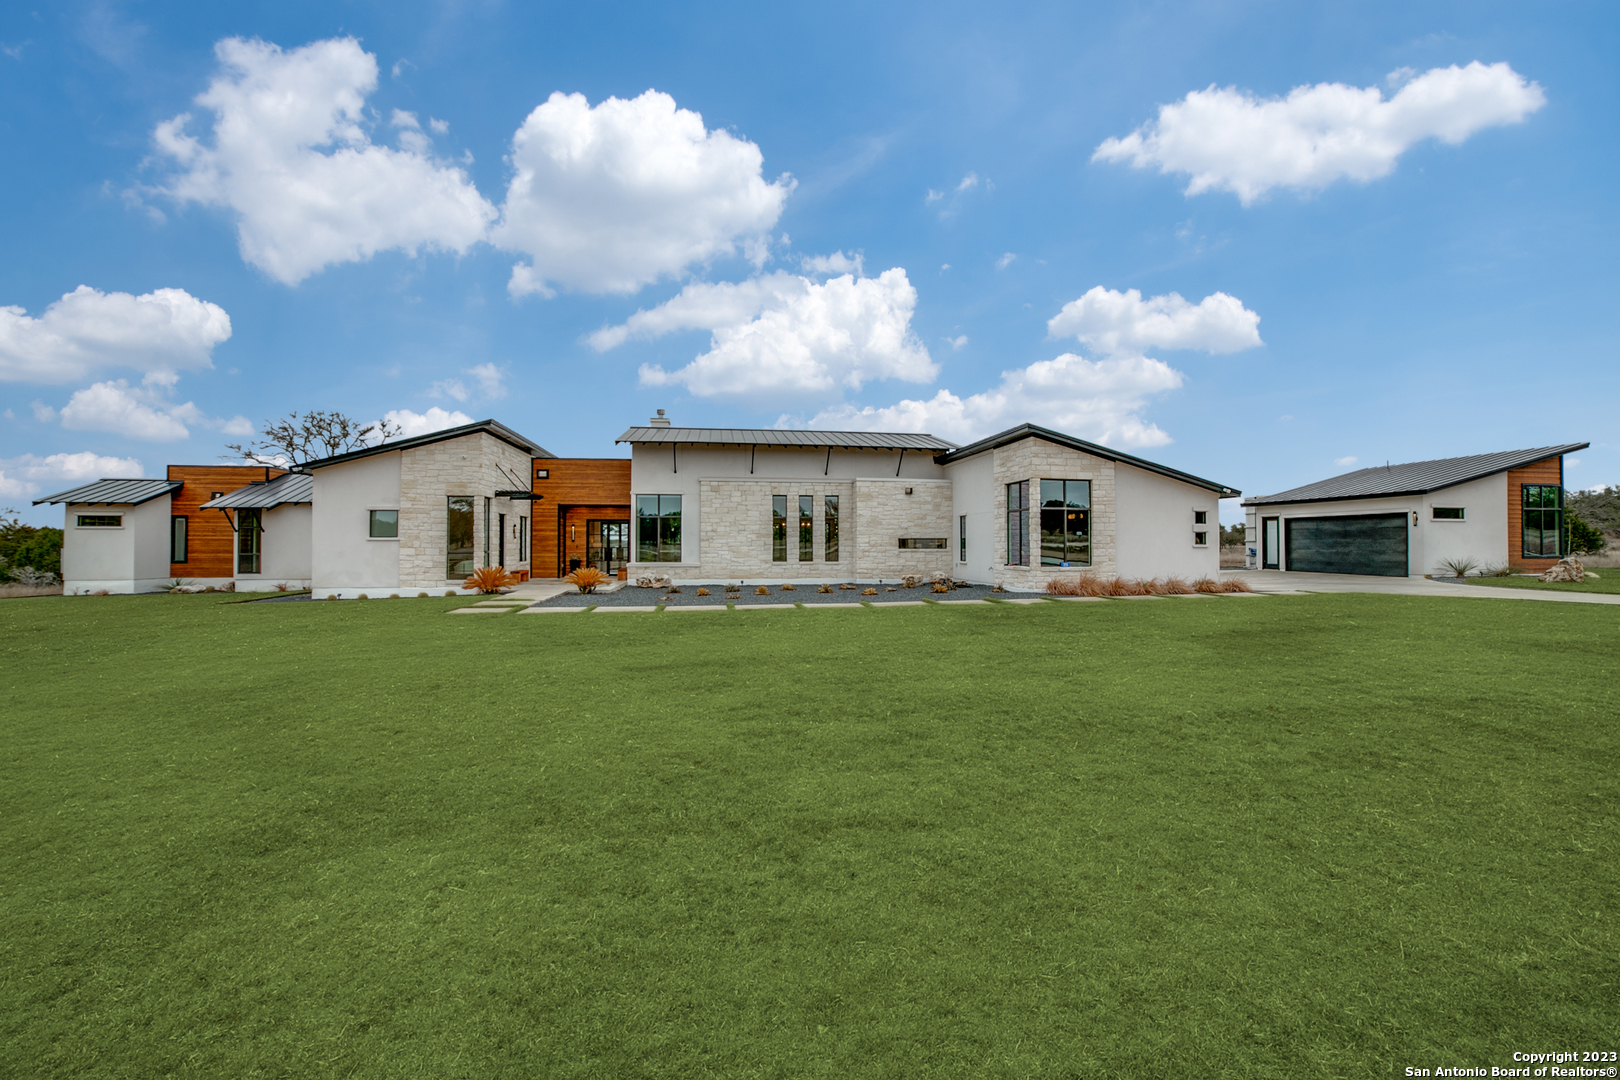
[1460,573,1620,594]
[2,592,1616,1079]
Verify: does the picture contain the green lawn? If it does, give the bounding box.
[2,593,1615,1079]
[1460,572,1620,594]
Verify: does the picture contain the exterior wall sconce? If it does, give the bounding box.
[1412,511,1419,527]
[570,524,576,542]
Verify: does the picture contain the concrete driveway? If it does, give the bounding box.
[1221,569,1620,606]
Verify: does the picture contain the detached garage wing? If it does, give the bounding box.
[1284,514,1409,577]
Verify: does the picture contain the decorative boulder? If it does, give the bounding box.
[635,574,674,589]
[1539,557,1585,583]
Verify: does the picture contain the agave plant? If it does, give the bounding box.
[466,565,519,594]
[563,566,609,594]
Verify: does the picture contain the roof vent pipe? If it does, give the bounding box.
[649,409,670,428]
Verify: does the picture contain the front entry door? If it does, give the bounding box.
[1262,517,1280,570]
[587,520,629,575]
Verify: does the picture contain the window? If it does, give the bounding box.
[170,516,188,562]
[369,510,398,538]
[519,516,528,562]
[1521,484,1563,558]
[899,537,947,549]
[76,514,122,527]
[1432,507,1465,520]
[772,495,787,561]
[535,468,549,479]
[1006,481,1030,566]
[483,497,493,568]
[1194,510,1208,525]
[824,496,839,562]
[637,495,683,562]
[799,496,814,561]
[447,497,474,578]
[1194,531,1208,547]
[1039,479,1091,566]
[238,508,262,575]
[959,515,967,562]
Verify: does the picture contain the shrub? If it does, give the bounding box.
[756,585,769,595]
[326,594,340,601]
[860,587,877,596]
[466,566,519,594]
[444,591,457,597]
[356,594,369,600]
[13,567,59,587]
[818,583,833,593]
[564,567,609,593]
[418,592,430,598]
[1566,511,1607,555]
[1163,576,1195,594]
[389,594,400,599]
[1439,557,1480,579]
[1193,577,1223,593]
[780,583,795,591]
[1481,563,1513,578]
[696,587,711,596]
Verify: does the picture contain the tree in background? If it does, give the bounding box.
[0,507,63,581]
[1565,511,1607,555]
[1219,522,1247,547]
[1567,485,1619,536]
[224,411,403,468]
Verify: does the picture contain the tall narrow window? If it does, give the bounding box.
[1039,480,1091,566]
[959,515,966,562]
[171,516,188,563]
[447,496,474,578]
[1522,484,1563,558]
[824,496,840,562]
[1006,481,1030,566]
[483,497,492,568]
[637,495,682,562]
[519,516,528,562]
[772,496,787,562]
[799,496,813,561]
[237,509,262,575]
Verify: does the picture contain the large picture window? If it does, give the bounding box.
[799,496,813,561]
[824,496,839,562]
[1039,480,1091,566]
[1006,481,1030,566]
[447,496,474,578]
[237,508,262,575]
[171,516,188,562]
[1522,484,1563,558]
[772,495,787,561]
[638,495,683,562]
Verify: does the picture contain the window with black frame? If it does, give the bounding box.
[171,516,188,562]
[1006,481,1030,566]
[959,514,966,562]
[1039,479,1090,566]
[446,497,474,578]
[798,496,813,561]
[771,495,787,561]
[824,496,839,561]
[237,508,262,574]
[637,495,683,562]
[1521,484,1563,558]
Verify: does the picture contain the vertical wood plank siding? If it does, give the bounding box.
[529,459,631,578]
[1506,456,1564,571]
[167,465,286,578]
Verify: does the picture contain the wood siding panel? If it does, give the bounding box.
[529,459,631,577]
[167,465,285,578]
[1506,456,1564,570]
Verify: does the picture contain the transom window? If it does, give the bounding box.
[1039,479,1091,566]
[369,509,398,538]
[77,514,122,527]
[1521,485,1562,558]
[1432,507,1465,520]
[637,495,682,563]
[1006,481,1030,566]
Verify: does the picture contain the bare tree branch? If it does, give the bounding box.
[223,411,403,468]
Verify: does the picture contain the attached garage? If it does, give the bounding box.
[1284,513,1408,576]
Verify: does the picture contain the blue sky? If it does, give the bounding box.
[3,1,1616,525]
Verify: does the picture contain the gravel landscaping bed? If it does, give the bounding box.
[534,582,1016,607]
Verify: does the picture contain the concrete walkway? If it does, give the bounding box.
[1222,569,1620,606]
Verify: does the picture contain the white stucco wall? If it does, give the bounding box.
[311,453,402,598]
[944,452,996,584]
[1241,472,1509,576]
[1114,463,1221,580]
[236,503,312,588]
[61,496,172,593]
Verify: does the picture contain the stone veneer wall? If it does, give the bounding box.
[852,478,954,580]
[696,479,855,581]
[398,433,533,591]
[993,437,1116,589]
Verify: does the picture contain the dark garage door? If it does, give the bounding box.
[1285,514,1408,576]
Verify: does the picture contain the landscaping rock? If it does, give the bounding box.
[1539,557,1586,583]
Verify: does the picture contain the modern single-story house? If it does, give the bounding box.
[617,414,1239,588]
[302,418,550,599]
[36,464,286,593]
[1241,443,1588,577]
[200,472,314,589]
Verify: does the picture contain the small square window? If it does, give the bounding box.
[1194,510,1208,524]
[369,509,399,538]
[535,469,549,479]
[1194,531,1208,546]
[1432,507,1465,520]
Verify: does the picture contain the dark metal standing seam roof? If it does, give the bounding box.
[935,423,1241,497]
[301,419,554,470]
[32,478,182,506]
[615,426,958,451]
[1242,444,1589,506]
[200,472,314,509]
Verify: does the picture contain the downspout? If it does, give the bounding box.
[895,448,906,477]
[672,443,677,474]
[749,445,755,475]
[824,447,831,476]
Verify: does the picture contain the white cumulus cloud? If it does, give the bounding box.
[1335,455,1359,467]
[1093,61,1546,204]
[1047,286,1262,355]
[52,378,249,442]
[621,268,935,401]
[153,36,496,284]
[0,285,231,384]
[495,90,793,297]
[383,406,474,439]
[0,451,147,500]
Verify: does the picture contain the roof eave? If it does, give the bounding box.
[937,423,1240,496]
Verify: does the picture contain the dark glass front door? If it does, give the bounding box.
[587,520,629,575]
